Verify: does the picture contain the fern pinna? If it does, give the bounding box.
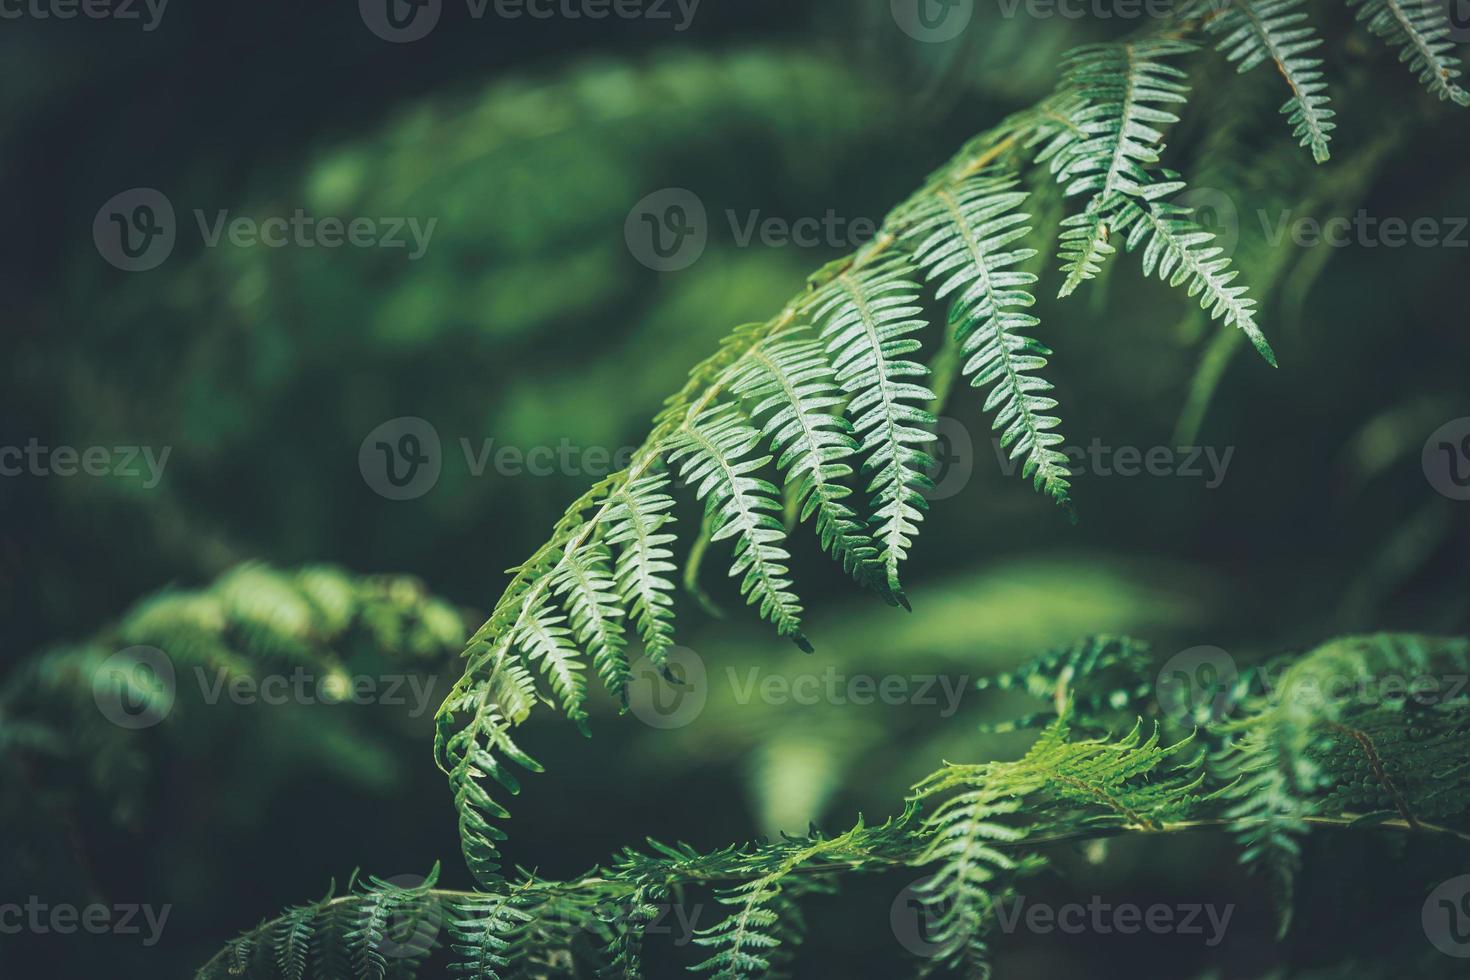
[431,6,1469,896]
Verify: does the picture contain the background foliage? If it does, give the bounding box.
[2,1,1467,977]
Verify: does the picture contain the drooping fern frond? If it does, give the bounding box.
[667,404,811,651]
[906,174,1073,510]
[807,261,938,601]
[551,542,631,707]
[726,334,885,595]
[1052,39,1197,210]
[1055,209,1116,298]
[1347,0,1470,106]
[1111,193,1278,365]
[1194,0,1337,162]
[606,475,681,673]
[429,15,1470,889]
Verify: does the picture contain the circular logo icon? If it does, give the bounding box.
[375,873,444,960]
[92,645,176,729]
[360,0,441,42]
[923,416,975,502]
[1447,0,1470,43]
[627,646,707,729]
[891,0,974,43]
[625,188,707,272]
[94,188,176,272]
[360,417,442,501]
[1156,645,1239,725]
[890,876,948,959]
[1423,875,1470,958]
[1423,417,1470,501]
[1174,187,1240,261]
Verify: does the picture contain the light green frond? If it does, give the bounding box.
[906,174,1073,511]
[808,262,937,600]
[667,405,810,651]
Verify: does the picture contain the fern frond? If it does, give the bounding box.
[512,596,590,729]
[1195,0,1337,161]
[1054,39,1197,209]
[1055,209,1117,297]
[808,262,937,600]
[667,404,810,651]
[449,888,535,979]
[1112,196,1278,365]
[442,661,545,885]
[726,335,886,596]
[907,175,1073,510]
[552,542,631,707]
[1347,0,1470,105]
[605,475,680,670]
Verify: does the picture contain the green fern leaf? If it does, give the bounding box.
[1055,40,1197,208]
[667,405,810,651]
[1112,197,1278,365]
[907,174,1073,510]
[1196,0,1337,161]
[808,262,937,600]
[605,475,680,670]
[727,335,887,597]
[1347,0,1470,106]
